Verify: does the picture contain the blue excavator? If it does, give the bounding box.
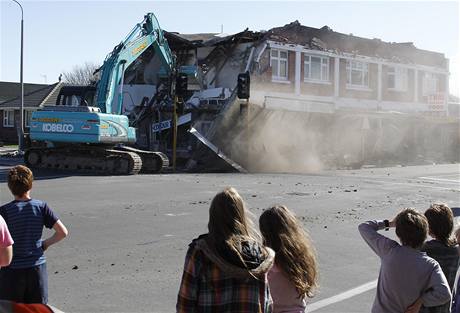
[26,13,180,174]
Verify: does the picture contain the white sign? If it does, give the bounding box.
[42,123,74,133]
[152,113,192,133]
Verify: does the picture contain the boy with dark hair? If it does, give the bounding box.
[0,165,68,304]
[359,208,451,313]
[420,203,459,313]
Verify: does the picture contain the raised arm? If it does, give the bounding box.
[358,220,398,257]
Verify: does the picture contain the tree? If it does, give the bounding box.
[62,62,99,85]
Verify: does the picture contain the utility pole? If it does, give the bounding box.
[172,95,178,172]
[12,0,24,152]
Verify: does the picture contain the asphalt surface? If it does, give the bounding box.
[0,160,459,313]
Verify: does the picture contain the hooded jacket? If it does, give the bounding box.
[176,234,275,313]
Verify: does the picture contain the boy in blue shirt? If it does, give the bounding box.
[0,165,68,304]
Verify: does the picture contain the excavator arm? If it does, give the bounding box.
[96,13,175,115]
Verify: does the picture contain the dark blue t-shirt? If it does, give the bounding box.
[0,199,58,269]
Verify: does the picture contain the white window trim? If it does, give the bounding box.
[270,49,289,82]
[267,41,448,75]
[24,110,32,128]
[422,72,438,97]
[387,66,408,92]
[346,85,373,92]
[271,79,291,84]
[304,79,332,85]
[3,110,14,128]
[346,60,370,89]
[303,54,330,83]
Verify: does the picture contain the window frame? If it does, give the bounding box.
[270,49,289,82]
[422,72,438,97]
[346,60,370,89]
[304,54,330,83]
[24,110,32,128]
[387,66,408,92]
[3,110,14,128]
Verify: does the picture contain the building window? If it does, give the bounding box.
[304,55,329,82]
[387,67,408,91]
[3,110,14,128]
[24,110,33,128]
[346,60,369,88]
[270,49,288,81]
[422,72,438,96]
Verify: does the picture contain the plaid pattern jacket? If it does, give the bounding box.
[420,240,459,313]
[176,236,275,313]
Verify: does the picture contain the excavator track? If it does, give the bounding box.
[115,146,169,173]
[24,147,142,175]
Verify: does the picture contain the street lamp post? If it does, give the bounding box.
[11,0,24,152]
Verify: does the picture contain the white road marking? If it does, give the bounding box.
[306,279,377,312]
[419,176,460,184]
[424,173,460,178]
[165,213,190,217]
[365,180,460,192]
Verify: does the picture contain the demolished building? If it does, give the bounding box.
[111,21,459,172]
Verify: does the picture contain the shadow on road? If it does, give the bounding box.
[0,167,95,183]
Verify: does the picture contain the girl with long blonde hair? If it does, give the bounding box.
[259,205,318,313]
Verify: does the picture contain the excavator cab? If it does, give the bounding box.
[56,86,97,107]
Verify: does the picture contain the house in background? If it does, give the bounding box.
[0,82,63,144]
[161,21,455,168]
[250,21,449,116]
[0,81,48,104]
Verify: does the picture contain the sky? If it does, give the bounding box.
[0,0,459,96]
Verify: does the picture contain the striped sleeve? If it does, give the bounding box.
[42,202,58,229]
[176,245,201,313]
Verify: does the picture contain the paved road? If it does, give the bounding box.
[0,162,459,313]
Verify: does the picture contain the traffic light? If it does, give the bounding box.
[176,74,188,97]
[237,72,250,99]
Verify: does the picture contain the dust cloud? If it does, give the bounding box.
[212,98,459,173]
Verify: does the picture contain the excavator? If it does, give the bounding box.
[26,13,180,175]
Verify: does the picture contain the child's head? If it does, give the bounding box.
[425,203,455,246]
[7,165,33,197]
[395,208,428,249]
[208,187,252,242]
[259,205,318,298]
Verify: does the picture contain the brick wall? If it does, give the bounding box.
[253,45,447,109]
[0,109,31,144]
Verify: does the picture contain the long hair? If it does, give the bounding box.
[259,205,318,298]
[207,187,259,254]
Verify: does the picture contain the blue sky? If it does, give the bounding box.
[0,1,459,96]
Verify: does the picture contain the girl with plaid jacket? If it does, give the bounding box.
[176,187,275,313]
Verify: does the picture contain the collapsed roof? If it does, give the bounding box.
[164,29,263,49]
[166,21,447,69]
[265,21,447,68]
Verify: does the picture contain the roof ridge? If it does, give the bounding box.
[39,82,62,106]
